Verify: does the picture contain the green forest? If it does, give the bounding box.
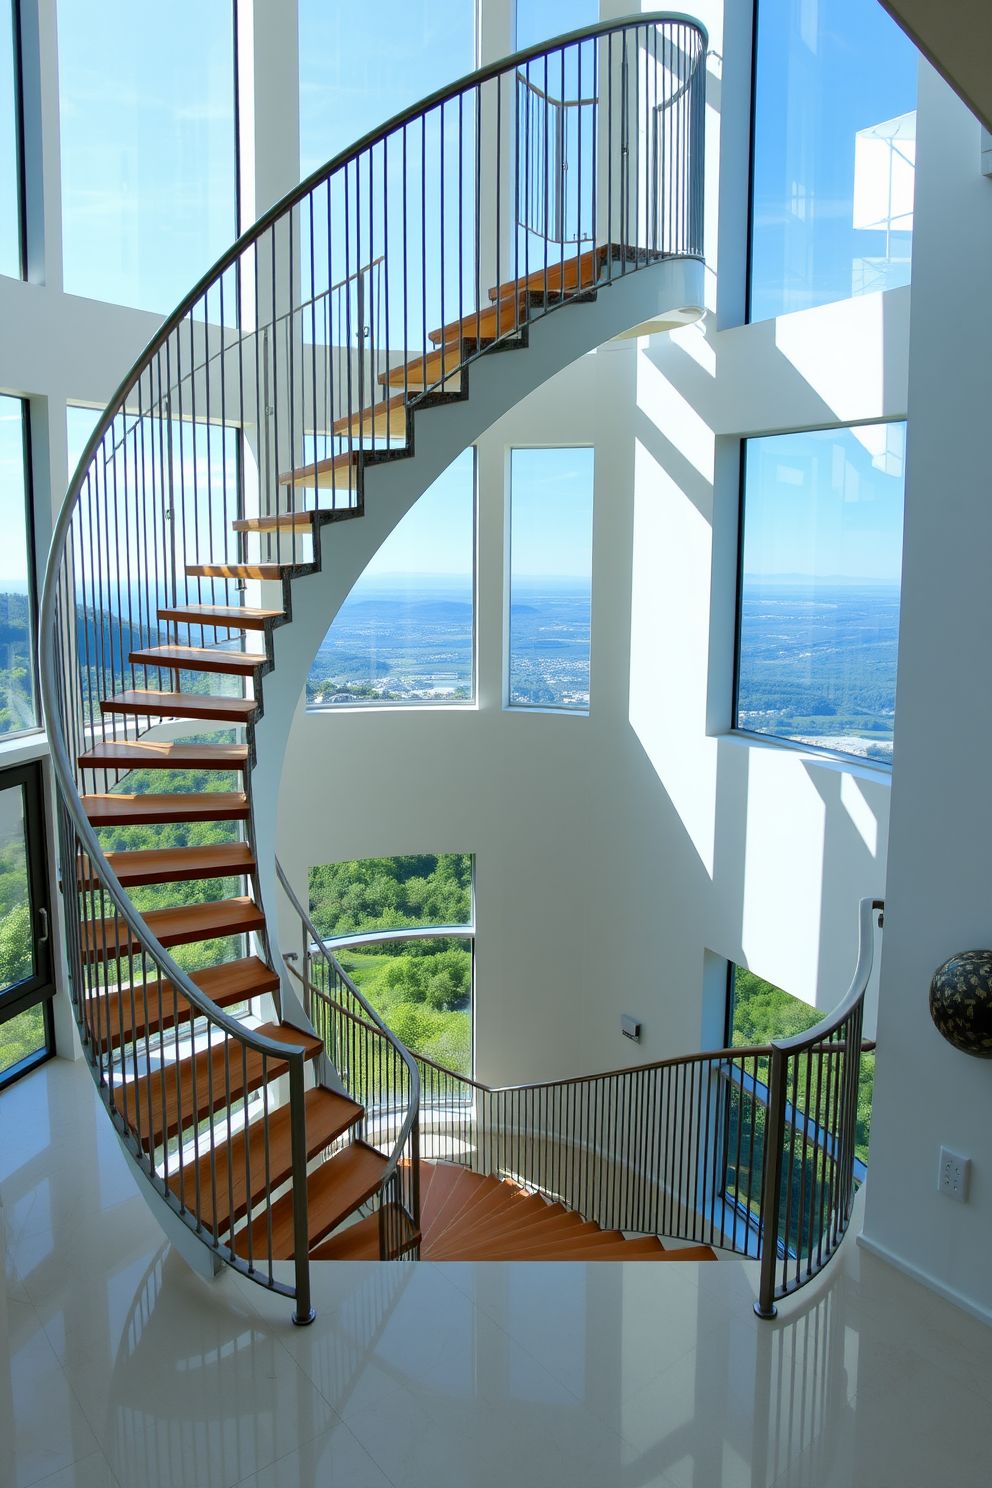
[310,854,473,1074]
[0,811,40,1073]
[94,731,246,974]
[731,966,874,1166]
[0,592,36,736]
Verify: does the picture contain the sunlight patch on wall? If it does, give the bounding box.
[742,747,825,1005]
[841,773,879,857]
[774,292,886,435]
[636,349,715,481]
[629,439,717,877]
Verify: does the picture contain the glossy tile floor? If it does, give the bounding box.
[3,1058,992,1488]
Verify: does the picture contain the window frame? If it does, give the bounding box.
[3,0,27,280]
[1,393,41,741]
[0,758,56,1091]
[732,420,905,769]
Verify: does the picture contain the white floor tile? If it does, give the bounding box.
[6,1057,992,1488]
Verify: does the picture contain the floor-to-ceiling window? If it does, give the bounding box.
[508,447,593,711]
[310,853,473,1075]
[308,449,475,707]
[57,0,237,314]
[0,394,36,738]
[515,0,598,49]
[0,0,22,280]
[298,0,475,177]
[736,422,905,763]
[0,761,54,1089]
[749,0,919,321]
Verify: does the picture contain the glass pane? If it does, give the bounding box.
[308,450,474,707]
[509,447,593,710]
[0,784,33,993]
[310,854,473,1075]
[0,0,20,279]
[299,0,476,177]
[737,422,905,762]
[0,1005,46,1076]
[0,395,36,736]
[57,0,236,314]
[749,0,918,322]
[515,0,598,50]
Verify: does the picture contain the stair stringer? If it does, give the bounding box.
[249,253,704,988]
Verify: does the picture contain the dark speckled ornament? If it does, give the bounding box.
[929,950,992,1057]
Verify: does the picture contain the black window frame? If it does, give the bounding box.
[0,757,56,1090]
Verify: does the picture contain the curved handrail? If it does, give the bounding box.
[39,14,708,1297]
[771,897,882,1054]
[42,10,708,595]
[275,858,421,1170]
[303,899,879,1307]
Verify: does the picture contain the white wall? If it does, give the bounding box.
[861,64,992,1322]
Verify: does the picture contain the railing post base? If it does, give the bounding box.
[292,1308,317,1326]
[753,1300,778,1321]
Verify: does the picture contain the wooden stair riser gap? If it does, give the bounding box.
[121,1022,322,1149]
[169,1085,365,1236]
[81,956,280,1051]
[238,1140,389,1260]
[82,897,265,963]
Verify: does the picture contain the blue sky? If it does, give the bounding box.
[742,422,905,583]
[515,1,597,50]
[750,0,919,320]
[510,446,593,584]
[57,0,235,315]
[354,448,475,590]
[299,0,475,177]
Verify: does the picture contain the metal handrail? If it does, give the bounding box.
[275,858,422,1160]
[301,901,878,1309]
[38,14,707,1302]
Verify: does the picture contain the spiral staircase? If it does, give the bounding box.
[39,15,875,1323]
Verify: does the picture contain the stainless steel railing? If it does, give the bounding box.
[277,860,421,1260]
[296,899,879,1312]
[38,15,706,1302]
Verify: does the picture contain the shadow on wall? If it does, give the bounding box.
[625,306,893,1017]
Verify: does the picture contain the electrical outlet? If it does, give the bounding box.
[938,1147,971,1203]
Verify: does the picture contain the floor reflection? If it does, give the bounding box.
[3,1057,992,1487]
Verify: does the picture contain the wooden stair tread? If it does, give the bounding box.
[421,1164,487,1237]
[311,1205,418,1262]
[379,345,462,388]
[82,955,279,1050]
[231,507,361,532]
[424,1172,513,1242]
[429,292,530,346]
[158,604,283,631]
[82,791,248,826]
[440,1189,550,1245]
[279,450,359,490]
[120,1020,322,1148]
[78,741,249,772]
[186,563,291,580]
[486,246,608,302]
[436,1202,579,1252]
[331,389,408,436]
[81,841,255,889]
[446,1221,608,1261]
[240,1140,390,1259]
[82,895,265,961]
[101,691,257,723]
[129,645,263,677]
[169,1085,364,1235]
